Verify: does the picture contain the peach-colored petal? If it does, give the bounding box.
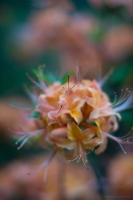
[89,108,99,120]
[100,110,121,120]
[73,99,85,109]
[82,129,96,142]
[50,127,67,137]
[94,137,108,154]
[55,139,77,150]
[48,110,58,120]
[86,97,96,107]
[67,122,82,140]
[70,109,83,124]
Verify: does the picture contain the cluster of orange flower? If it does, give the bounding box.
[11,66,132,171]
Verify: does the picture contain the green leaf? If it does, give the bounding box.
[43,74,54,84]
[32,69,39,76]
[33,69,53,84]
[28,111,41,118]
[61,71,74,84]
[33,68,74,85]
[86,120,98,127]
[10,102,32,110]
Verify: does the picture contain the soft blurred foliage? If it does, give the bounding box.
[0,0,133,199]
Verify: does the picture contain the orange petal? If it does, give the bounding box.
[73,99,85,109]
[81,102,93,119]
[56,139,77,150]
[51,127,67,137]
[94,137,108,154]
[67,122,82,140]
[100,110,121,120]
[70,109,83,124]
[86,97,96,107]
[82,128,95,141]
[89,108,99,120]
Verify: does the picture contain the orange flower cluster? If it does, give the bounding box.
[11,66,133,169]
[37,79,118,160]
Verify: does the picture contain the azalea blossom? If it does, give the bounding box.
[10,65,133,171]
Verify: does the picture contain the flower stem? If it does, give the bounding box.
[88,154,106,200]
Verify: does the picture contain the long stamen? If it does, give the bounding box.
[99,68,113,87]
[11,129,44,149]
[112,89,131,108]
[75,64,89,85]
[77,154,81,163]
[118,129,133,139]
[8,128,26,135]
[103,129,133,143]
[117,89,130,106]
[82,148,93,155]
[16,128,44,149]
[81,65,88,78]
[75,64,82,84]
[24,85,38,103]
[38,65,47,91]
[112,92,118,107]
[33,84,39,99]
[81,151,89,170]
[43,166,49,182]
[78,142,89,170]
[40,132,50,149]
[118,89,124,102]
[26,73,41,88]
[16,134,29,145]
[114,94,133,112]
[9,102,33,110]
[17,134,35,150]
[68,155,80,162]
[102,129,133,153]
[28,150,57,181]
[17,135,41,150]
[118,143,127,154]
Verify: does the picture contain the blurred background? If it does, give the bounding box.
[0,0,133,199]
